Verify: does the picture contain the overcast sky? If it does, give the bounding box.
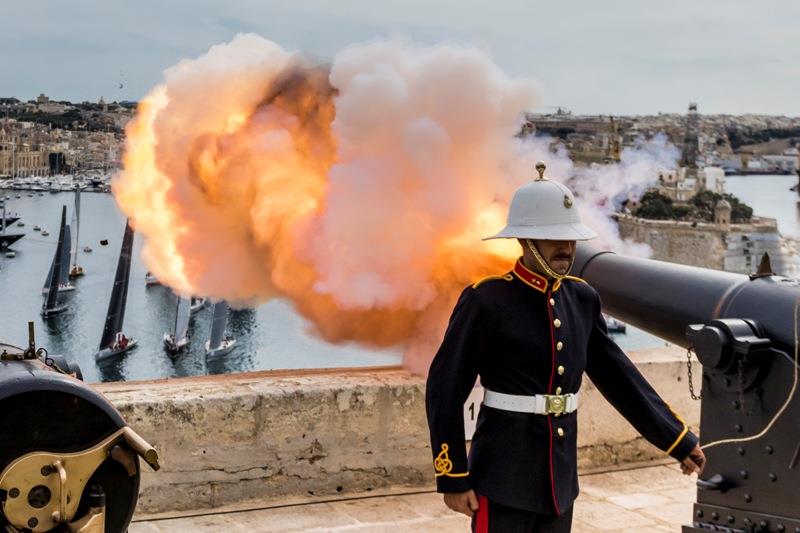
[2,0,798,116]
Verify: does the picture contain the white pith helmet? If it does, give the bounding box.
[484,161,598,241]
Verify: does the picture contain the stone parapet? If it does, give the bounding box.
[95,347,699,515]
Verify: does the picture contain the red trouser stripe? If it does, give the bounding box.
[475,495,489,533]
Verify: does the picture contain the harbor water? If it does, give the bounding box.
[0,190,401,382]
[0,174,794,382]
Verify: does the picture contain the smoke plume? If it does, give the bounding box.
[114,34,677,372]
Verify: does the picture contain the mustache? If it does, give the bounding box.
[552,253,573,260]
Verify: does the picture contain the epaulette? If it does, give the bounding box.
[472,273,514,289]
[562,275,586,284]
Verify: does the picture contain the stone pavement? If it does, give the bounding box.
[130,462,695,532]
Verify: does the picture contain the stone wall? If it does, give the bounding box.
[616,214,786,274]
[95,347,700,516]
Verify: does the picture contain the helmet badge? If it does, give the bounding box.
[563,195,573,209]
[534,161,547,181]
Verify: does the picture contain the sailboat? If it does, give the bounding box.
[41,206,68,317]
[69,186,85,278]
[163,296,191,353]
[42,224,75,294]
[190,297,207,313]
[205,300,236,357]
[94,221,137,361]
[0,201,24,250]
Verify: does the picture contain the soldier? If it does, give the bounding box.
[426,162,706,532]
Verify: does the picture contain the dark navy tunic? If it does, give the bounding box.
[425,258,698,514]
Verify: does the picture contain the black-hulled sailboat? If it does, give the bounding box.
[95,220,137,361]
[41,206,68,317]
[69,185,85,278]
[163,296,191,353]
[0,201,24,250]
[42,223,75,294]
[205,300,236,357]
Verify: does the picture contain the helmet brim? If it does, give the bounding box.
[482,222,598,241]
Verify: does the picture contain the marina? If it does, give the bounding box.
[0,173,795,383]
[0,189,401,383]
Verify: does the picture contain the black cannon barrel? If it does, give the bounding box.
[573,243,800,353]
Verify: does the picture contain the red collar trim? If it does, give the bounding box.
[513,259,550,293]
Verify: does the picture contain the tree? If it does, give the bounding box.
[634,191,674,220]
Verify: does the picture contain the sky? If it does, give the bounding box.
[2,0,799,116]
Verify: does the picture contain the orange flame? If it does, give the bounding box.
[114,35,534,372]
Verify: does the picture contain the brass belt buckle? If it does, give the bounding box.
[544,394,566,415]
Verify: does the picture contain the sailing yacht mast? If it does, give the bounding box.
[205,300,235,357]
[41,206,68,316]
[69,185,84,277]
[95,220,137,360]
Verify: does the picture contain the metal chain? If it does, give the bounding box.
[686,347,702,401]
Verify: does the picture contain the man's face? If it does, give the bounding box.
[530,239,576,275]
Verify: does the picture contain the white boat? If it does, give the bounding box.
[83,246,92,253]
[41,206,69,317]
[41,230,50,236]
[205,301,236,357]
[163,296,191,354]
[145,271,160,286]
[68,186,85,278]
[96,335,138,361]
[603,314,627,333]
[94,221,137,360]
[5,251,15,258]
[16,222,23,227]
[33,225,41,231]
[190,297,207,313]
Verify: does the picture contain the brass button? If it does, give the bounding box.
[549,298,555,306]
[555,387,562,394]
[558,365,565,375]
[553,318,561,328]
[557,427,565,437]
[556,341,564,351]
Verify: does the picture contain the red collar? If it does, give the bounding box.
[512,258,554,293]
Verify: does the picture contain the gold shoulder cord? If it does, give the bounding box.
[472,273,514,289]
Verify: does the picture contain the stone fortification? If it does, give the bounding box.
[95,347,698,516]
[615,213,787,274]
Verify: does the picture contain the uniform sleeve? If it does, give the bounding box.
[585,291,698,461]
[425,287,489,493]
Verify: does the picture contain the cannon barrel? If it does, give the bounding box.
[573,243,800,531]
[573,244,800,354]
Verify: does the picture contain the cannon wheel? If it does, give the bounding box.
[0,390,140,532]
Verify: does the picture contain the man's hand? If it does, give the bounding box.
[443,490,479,517]
[680,444,706,476]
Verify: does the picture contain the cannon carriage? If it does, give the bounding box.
[574,245,800,533]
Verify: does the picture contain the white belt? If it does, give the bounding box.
[483,389,579,415]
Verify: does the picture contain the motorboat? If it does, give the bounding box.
[603,314,627,333]
[145,271,160,286]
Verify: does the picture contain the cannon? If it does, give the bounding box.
[0,324,159,533]
[573,244,800,533]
